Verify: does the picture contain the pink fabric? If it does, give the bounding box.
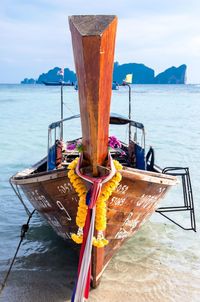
[89,180,102,209]
[77,209,91,299]
[74,153,116,300]
[75,153,116,185]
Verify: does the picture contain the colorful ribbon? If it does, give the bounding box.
[71,153,116,301]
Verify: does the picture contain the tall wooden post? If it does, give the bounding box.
[69,15,117,175]
[69,15,118,288]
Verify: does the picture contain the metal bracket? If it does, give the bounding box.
[156,167,196,232]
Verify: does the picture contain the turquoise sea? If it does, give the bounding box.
[0,84,200,302]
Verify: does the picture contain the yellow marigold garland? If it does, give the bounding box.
[68,158,122,247]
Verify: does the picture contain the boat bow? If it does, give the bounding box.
[69,15,117,174]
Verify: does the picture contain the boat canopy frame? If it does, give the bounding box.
[48,113,144,130]
[47,113,146,171]
[48,113,145,155]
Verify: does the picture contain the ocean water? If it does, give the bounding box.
[0,84,200,302]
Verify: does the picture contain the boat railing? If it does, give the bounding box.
[47,114,146,171]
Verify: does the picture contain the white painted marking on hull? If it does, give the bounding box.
[56,200,72,221]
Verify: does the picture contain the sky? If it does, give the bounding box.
[1,0,200,83]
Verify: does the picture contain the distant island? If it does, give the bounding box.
[21,62,186,85]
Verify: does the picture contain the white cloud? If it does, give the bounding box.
[115,14,200,82]
[0,0,200,83]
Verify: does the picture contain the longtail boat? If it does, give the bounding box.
[10,15,182,300]
[42,81,71,86]
[74,81,119,90]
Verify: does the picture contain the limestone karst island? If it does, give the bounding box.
[21,62,186,84]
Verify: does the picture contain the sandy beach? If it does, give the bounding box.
[1,221,200,302]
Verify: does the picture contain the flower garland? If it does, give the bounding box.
[68,158,122,247]
[67,136,125,156]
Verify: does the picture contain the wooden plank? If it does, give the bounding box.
[69,16,118,287]
[15,166,175,286]
[69,15,117,175]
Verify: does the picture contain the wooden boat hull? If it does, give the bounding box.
[11,162,177,286]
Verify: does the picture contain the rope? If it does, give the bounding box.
[63,102,76,115]
[75,153,116,185]
[0,210,36,295]
[9,179,32,217]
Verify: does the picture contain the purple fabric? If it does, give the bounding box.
[67,143,76,150]
[108,136,122,149]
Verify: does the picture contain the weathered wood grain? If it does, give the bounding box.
[15,166,176,286]
[69,15,117,175]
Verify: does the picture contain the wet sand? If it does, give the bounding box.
[1,222,200,302]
